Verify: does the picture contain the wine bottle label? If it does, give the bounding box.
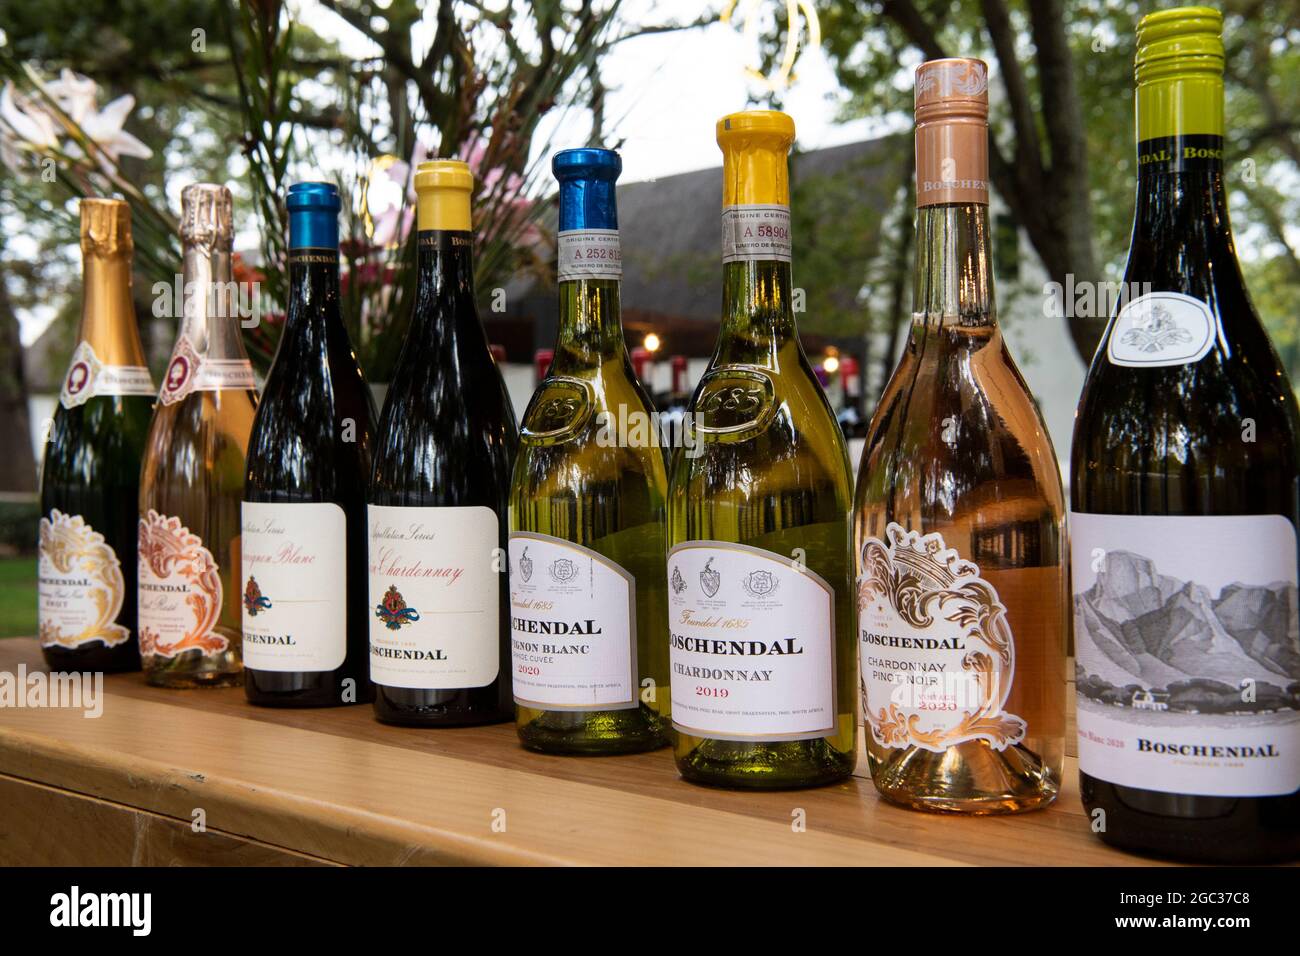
[240,502,348,672]
[557,229,622,282]
[508,532,638,711]
[1106,291,1217,368]
[858,523,1028,752]
[1071,511,1300,797]
[367,504,501,689]
[137,509,227,660]
[721,204,792,264]
[159,334,256,405]
[667,541,836,741]
[59,341,155,409]
[37,509,130,650]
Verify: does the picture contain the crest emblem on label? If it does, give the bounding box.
[857,522,1026,753]
[699,557,721,597]
[519,546,533,582]
[160,335,200,405]
[549,558,580,583]
[375,584,420,630]
[742,569,779,598]
[60,343,101,408]
[243,575,272,617]
[1107,291,1216,368]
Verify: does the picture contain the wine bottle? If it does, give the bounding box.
[508,147,669,754]
[242,182,376,707]
[39,199,154,673]
[368,160,519,726]
[138,184,257,687]
[853,58,1067,814]
[666,111,857,788]
[1071,7,1300,862]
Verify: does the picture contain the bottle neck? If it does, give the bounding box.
[179,244,250,360]
[1134,135,1232,249]
[409,230,488,355]
[717,260,796,367]
[552,278,625,374]
[78,252,148,366]
[912,203,996,329]
[285,248,342,338]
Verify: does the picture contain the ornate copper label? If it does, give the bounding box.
[858,522,1025,752]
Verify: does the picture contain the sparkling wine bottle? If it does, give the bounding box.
[508,147,669,754]
[39,199,154,673]
[853,58,1067,813]
[242,182,376,707]
[138,184,257,688]
[1072,7,1300,862]
[666,111,857,788]
[368,161,519,726]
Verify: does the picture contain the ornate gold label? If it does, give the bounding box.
[857,522,1025,752]
[38,510,130,650]
[137,509,227,659]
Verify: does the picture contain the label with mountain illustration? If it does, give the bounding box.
[857,523,1026,753]
[666,541,836,741]
[1071,512,1300,797]
[367,504,500,689]
[240,501,347,672]
[1106,291,1217,368]
[508,532,637,711]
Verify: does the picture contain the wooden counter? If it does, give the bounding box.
[0,636,1167,866]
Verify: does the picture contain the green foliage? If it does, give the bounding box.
[0,557,37,639]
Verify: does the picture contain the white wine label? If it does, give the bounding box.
[1106,291,1217,368]
[556,229,622,282]
[60,341,154,409]
[858,523,1027,753]
[38,510,130,650]
[721,204,792,264]
[240,501,348,672]
[508,532,637,711]
[160,334,255,405]
[137,509,227,660]
[368,505,501,689]
[1071,511,1300,797]
[667,541,836,741]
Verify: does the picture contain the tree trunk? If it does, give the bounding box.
[0,260,38,494]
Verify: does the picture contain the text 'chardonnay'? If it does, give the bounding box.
[368,161,519,726]
[854,58,1067,814]
[666,111,857,789]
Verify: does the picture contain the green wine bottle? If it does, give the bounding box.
[1072,6,1300,863]
[39,199,154,674]
[665,111,858,788]
[508,147,670,754]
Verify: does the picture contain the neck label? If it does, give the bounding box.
[557,229,622,282]
[160,334,255,405]
[1137,134,1224,173]
[721,204,791,264]
[1107,291,1217,368]
[59,342,154,409]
